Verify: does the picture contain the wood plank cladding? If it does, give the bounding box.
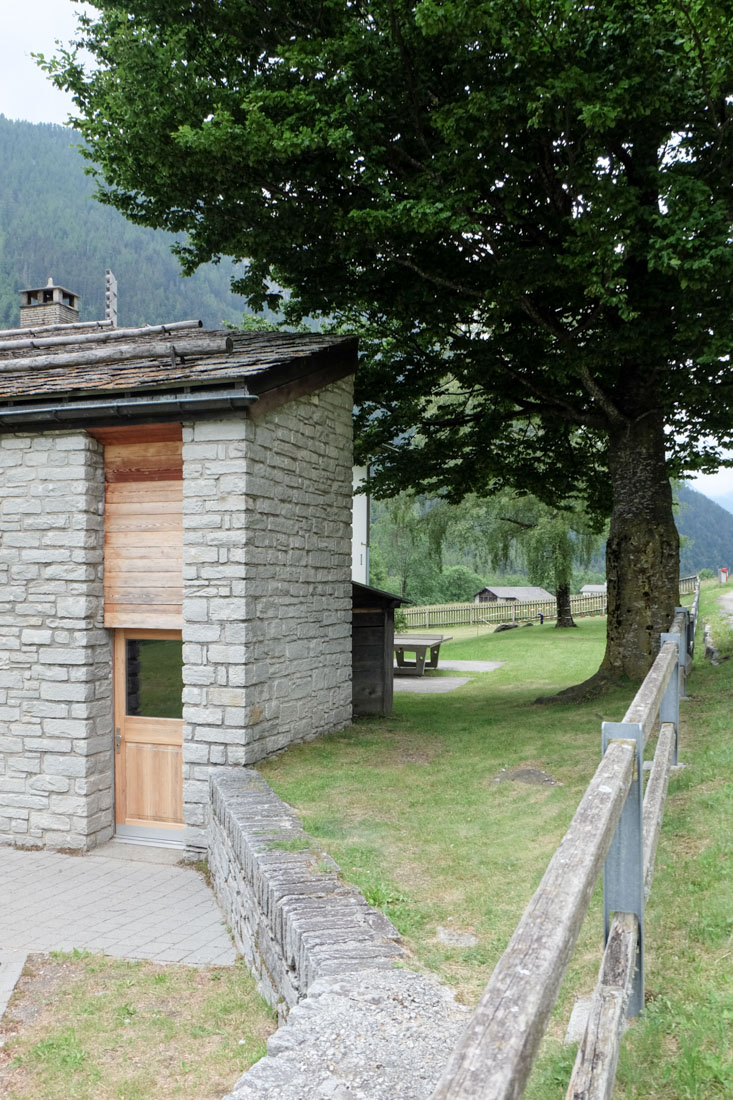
[88,423,183,446]
[103,437,183,629]
[105,441,183,483]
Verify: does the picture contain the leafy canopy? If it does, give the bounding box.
[45,1,733,510]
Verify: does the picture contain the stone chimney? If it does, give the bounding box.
[19,277,80,328]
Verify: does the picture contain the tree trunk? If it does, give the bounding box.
[537,413,679,701]
[598,413,679,681]
[555,583,577,628]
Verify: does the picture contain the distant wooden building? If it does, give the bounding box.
[352,583,406,717]
[473,585,553,604]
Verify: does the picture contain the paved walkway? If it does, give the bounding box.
[394,675,473,694]
[0,841,236,968]
[717,587,733,620]
[393,658,505,694]
[439,659,505,672]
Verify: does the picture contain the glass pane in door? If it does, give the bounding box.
[125,639,183,719]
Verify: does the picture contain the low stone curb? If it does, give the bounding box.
[208,769,468,1099]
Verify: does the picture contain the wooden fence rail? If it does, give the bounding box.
[403,577,698,630]
[402,594,604,629]
[431,587,699,1100]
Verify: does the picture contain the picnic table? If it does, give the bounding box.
[393,633,453,676]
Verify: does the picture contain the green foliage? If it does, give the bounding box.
[367,544,390,591]
[438,565,487,604]
[455,491,602,600]
[369,494,450,602]
[43,1,733,677]
[371,489,602,605]
[44,1,733,500]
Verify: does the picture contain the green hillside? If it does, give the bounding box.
[0,115,254,330]
[676,483,733,574]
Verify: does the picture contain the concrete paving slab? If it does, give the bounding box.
[0,952,27,1025]
[394,676,473,693]
[0,845,236,968]
[88,838,184,864]
[438,659,506,672]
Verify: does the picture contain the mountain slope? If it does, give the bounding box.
[676,484,733,574]
[0,116,254,329]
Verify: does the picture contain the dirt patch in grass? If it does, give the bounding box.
[492,763,562,786]
[396,747,436,765]
[0,952,275,1100]
[1,956,79,1033]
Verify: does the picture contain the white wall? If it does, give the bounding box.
[351,465,369,584]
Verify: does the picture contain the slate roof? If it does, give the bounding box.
[0,321,357,429]
[0,324,356,400]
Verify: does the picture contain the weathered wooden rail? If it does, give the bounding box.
[431,583,699,1100]
[402,577,698,630]
[403,594,605,629]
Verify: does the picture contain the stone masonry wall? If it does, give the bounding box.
[0,431,114,850]
[209,768,467,1100]
[182,378,353,850]
[208,768,407,1016]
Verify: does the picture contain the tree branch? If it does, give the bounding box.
[500,516,536,530]
[393,257,484,299]
[577,363,629,426]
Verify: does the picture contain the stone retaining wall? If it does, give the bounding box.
[208,768,468,1099]
[208,768,406,1014]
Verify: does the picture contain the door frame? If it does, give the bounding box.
[113,627,185,843]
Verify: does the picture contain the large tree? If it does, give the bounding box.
[46,1,733,689]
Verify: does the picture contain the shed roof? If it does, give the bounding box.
[475,585,554,601]
[0,320,357,430]
[352,582,408,608]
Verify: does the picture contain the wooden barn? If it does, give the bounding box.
[0,279,357,853]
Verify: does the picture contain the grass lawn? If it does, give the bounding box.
[0,949,275,1100]
[0,590,728,1098]
[259,586,732,1098]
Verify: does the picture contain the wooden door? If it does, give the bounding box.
[114,629,184,839]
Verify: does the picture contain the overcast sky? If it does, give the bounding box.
[1,2,732,502]
[0,0,90,126]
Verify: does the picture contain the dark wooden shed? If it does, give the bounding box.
[352,582,406,717]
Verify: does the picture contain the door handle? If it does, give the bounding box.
[115,727,122,754]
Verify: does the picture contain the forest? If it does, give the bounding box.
[0,115,259,330]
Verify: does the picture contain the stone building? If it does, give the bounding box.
[0,281,357,853]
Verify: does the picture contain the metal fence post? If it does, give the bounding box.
[674,606,690,700]
[601,720,645,1017]
[661,630,681,764]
